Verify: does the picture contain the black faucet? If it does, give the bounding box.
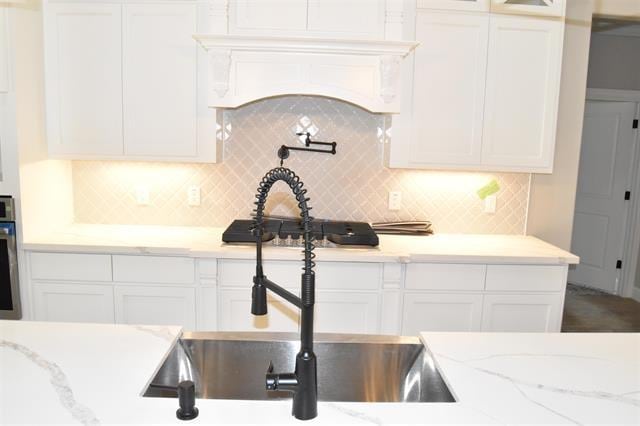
[251,167,318,421]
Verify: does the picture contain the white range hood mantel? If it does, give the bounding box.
[193,34,419,113]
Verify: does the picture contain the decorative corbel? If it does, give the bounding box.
[380,55,401,104]
[209,49,231,98]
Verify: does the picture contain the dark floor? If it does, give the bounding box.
[562,284,640,332]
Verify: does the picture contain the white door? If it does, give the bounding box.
[481,14,563,172]
[44,3,123,156]
[314,291,380,334]
[391,10,489,167]
[218,289,299,332]
[33,283,115,324]
[569,101,637,294]
[123,3,197,157]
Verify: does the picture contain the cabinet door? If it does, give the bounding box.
[482,293,562,332]
[417,0,490,12]
[402,293,483,334]
[315,292,380,334]
[123,4,197,157]
[44,3,123,156]
[481,15,563,172]
[230,0,307,35]
[0,6,8,93]
[218,289,299,332]
[392,11,488,167]
[307,0,385,39]
[114,285,196,330]
[33,283,115,323]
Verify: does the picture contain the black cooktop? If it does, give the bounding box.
[222,219,379,247]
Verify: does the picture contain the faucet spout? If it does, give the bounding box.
[251,167,318,421]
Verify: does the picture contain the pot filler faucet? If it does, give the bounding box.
[251,167,318,421]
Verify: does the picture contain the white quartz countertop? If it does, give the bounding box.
[1,320,637,425]
[22,224,579,264]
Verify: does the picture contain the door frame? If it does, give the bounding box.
[585,88,640,300]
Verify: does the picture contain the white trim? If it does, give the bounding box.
[586,89,640,298]
[632,286,640,303]
[193,34,419,57]
[587,88,640,102]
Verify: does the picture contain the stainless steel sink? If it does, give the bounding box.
[142,332,455,403]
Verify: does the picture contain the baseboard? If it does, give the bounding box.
[632,287,640,303]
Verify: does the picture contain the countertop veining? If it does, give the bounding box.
[0,320,637,425]
[21,223,579,264]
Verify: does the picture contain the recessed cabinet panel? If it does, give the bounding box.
[114,285,196,329]
[315,292,380,334]
[218,289,299,332]
[402,293,483,334]
[482,293,561,331]
[33,283,115,323]
[481,15,562,171]
[123,4,198,157]
[307,0,385,39]
[230,0,307,34]
[44,3,123,156]
[417,0,491,12]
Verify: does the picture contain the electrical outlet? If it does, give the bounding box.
[484,194,497,214]
[188,186,201,206]
[388,191,402,211]
[135,186,150,206]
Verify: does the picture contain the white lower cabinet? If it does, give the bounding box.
[26,251,569,334]
[482,293,562,332]
[402,293,483,334]
[218,289,299,332]
[33,283,115,324]
[114,285,196,329]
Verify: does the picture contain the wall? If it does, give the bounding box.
[72,96,530,234]
[526,0,594,250]
[587,32,640,90]
[12,0,73,243]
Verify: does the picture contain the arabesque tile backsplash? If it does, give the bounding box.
[73,96,530,234]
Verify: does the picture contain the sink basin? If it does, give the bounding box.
[143,332,455,403]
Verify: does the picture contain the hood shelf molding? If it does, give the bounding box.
[193,34,419,113]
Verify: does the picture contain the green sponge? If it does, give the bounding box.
[477,179,500,200]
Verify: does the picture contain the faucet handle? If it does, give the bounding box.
[266,361,277,390]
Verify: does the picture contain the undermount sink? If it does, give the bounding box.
[142,332,455,403]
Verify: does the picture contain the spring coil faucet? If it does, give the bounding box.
[251,166,318,420]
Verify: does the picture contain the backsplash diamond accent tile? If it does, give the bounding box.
[72,96,530,234]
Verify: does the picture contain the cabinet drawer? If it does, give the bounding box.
[406,263,486,290]
[219,260,381,290]
[112,255,194,284]
[30,252,112,282]
[485,265,566,292]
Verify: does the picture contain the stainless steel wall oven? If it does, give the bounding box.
[0,196,20,319]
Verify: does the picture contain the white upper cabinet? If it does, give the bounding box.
[391,10,488,167]
[1,6,9,93]
[44,1,218,163]
[229,0,386,39]
[481,14,563,171]
[388,6,563,173]
[44,3,123,156]
[123,3,198,158]
[417,0,491,12]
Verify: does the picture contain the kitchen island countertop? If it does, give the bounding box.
[1,320,636,425]
[22,223,579,264]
